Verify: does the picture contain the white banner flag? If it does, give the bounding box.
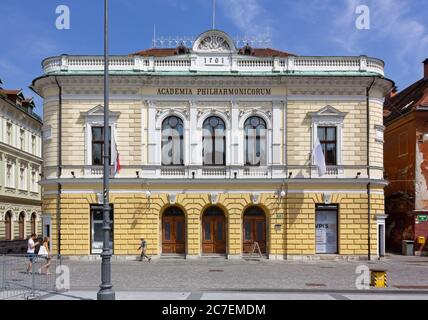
[112,128,121,176]
[313,138,326,176]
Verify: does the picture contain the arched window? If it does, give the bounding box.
[244,116,267,166]
[5,211,12,240]
[162,116,184,166]
[203,116,226,166]
[31,213,37,235]
[19,212,25,239]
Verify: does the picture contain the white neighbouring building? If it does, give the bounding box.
[0,82,43,245]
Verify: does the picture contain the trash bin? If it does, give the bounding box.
[402,240,414,256]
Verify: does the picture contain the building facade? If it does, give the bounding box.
[32,30,392,259]
[0,81,43,243]
[384,59,428,255]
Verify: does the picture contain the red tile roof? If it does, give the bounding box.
[131,47,295,57]
[249,48,295,57]
[384,77,428,124]
[131,48,178,57]
[0,85,41,122]
[0,89,21,95]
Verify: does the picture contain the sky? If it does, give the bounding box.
[0,0,427,117]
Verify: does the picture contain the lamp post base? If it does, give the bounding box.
[97,288,116,300]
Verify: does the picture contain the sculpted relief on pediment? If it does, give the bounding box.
[198,35,231,52]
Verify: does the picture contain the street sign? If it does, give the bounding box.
[417,215,428,222]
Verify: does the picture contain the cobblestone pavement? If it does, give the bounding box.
[60,254,428,292]
[43,290,428,300]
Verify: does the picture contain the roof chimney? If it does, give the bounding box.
[424,58,428,80]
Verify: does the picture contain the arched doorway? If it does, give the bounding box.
[18,212,25,240]
[162,207,185,254]
[31,213,37,235]
[202,206,226,254]
[243,206,267,254]
[5,211,12,240]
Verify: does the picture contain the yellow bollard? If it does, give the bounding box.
[370,269,387,288]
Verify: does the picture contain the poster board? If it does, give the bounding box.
[316,207,338,254]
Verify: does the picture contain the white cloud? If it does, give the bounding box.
[334,0,428,60]
[218,0,274,40]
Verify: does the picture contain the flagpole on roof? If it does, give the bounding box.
[212,0,216,29]
[97,0,115,300]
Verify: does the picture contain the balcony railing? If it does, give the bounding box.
[52,165,382,181]
[42,55,385,76]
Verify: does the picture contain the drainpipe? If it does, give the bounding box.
[55,77,62,256]
[366,77,376,261]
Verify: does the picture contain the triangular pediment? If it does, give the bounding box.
[82,105,120,118]
[309,105,347,118]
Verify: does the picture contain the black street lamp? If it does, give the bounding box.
[97,0,115,300]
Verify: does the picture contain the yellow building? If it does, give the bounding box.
[32,30,393,259]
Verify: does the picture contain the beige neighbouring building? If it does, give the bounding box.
[0,81,43,244]
[31,30,393,259]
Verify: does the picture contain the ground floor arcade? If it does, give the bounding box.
[0,200,42,241]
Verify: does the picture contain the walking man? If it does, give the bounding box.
[138,237,151,262]
[26,233,40,274]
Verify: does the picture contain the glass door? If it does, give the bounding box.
[315,206,338,254]
[91,205,113,254]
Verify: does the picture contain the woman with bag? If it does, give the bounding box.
[38,237,52,275]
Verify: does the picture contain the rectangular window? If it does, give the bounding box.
[7,123,12,145]
[317,126,337,166]
[244,221,252,241]
[31,135,36,154]
[164,222,171,241]
[315,205,338,254]
[204,222,211,241]
[217,221,223,241]
[19,168,25,190]
[256,221,264,242]
[31,171,36,192]
[20,129,25,150]
[176,221,183,241]
[91,127,111,165]
[6,164,13,188]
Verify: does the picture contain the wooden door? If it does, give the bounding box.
[243,216,267,254]
[5,213,11,240]
[162,214,185,254]
[202,215,226,254]
[19,213,25,240]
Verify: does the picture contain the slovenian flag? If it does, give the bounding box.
[112,128,121,176]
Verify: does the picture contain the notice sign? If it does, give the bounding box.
[316,209,338,254]
[417,215,428,222]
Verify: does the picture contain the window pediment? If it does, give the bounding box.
[81,105,121,122]
[308,105,347,122]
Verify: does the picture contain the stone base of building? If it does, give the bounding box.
[284,254,378,261]
[60,254,379,261]
[415,251,428,257]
